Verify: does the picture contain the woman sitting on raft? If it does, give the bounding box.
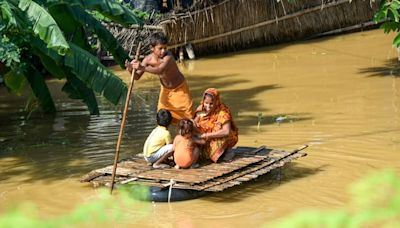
[193,88,239,162]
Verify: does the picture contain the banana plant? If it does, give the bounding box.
[0,0,143,114]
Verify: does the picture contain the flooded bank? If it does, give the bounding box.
[1,29,399,226]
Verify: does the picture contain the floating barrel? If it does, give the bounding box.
[148,187,209,202]
[125,185,209,202]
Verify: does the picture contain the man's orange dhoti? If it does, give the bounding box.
[158,79,193,123]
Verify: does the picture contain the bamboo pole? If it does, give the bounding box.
[106,23,164,30]
[109,42,142,194]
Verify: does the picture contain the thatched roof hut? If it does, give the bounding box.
[105,0,381,59]
[161,0,381,57]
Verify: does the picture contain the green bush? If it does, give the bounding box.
[270,170,400,228]
[0,186,150,228]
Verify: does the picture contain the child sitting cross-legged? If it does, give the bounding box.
[173,119,205,169]
[143,109,174,169]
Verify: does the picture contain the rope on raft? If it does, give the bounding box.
[167,179,176,203]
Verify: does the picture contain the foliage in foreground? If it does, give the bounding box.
[0,0,143,115]
[270,169,400,228]
[0,186,150,228]
[0,170,399,227]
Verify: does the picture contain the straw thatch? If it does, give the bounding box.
[161,0,381,57]
[105,0,381,59]
[103,22,164,59]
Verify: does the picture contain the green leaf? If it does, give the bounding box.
[0,35,21,67]
[62,75,99,115]
[31,37,63,64]
[18,0,69,55]
[4,67,27,96]
[380,21,400,33]
[81,0,144,26]
[47,4,90,50]
[393,32,400,47]
[0,0,18,30]
[68,5,129,68]
[33,50,66,79]
[64,42,127,105]
[25,64,56,113]
[388,8,400,22]
[46,0,143,26]
[31,37,66,79]
[391,0,400,10]
[373,9,387,22]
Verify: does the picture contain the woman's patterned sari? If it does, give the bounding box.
[194,88,238,162]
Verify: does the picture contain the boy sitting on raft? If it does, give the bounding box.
[125,32,193,124]
[143,109,174,169]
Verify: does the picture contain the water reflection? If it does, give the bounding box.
[0,85,160,183]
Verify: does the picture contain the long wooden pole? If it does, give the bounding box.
[109,42,142,194]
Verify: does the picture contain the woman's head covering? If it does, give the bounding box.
[194,88,239,162]
[199,88,221,114]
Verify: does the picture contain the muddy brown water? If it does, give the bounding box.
[1,29,399,227]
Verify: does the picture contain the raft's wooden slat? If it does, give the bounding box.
[205,152,307,191]
[97,166,143,176]
[139,149,270,183]
[196,149,305,191]
[138,151,305,191]
[82,146,308,192]
[136,155,267,183]
[80,170,105,182]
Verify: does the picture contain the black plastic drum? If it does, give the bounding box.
[148,187,209,202]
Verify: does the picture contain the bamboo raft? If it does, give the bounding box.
[81,145,307,192]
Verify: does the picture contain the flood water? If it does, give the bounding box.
[1,29,400,227]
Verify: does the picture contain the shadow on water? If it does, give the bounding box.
[204,163,326,203]
[359,58,400,78]
[0,71,314,183]
[186,74,313,132]
[0,86,157,183]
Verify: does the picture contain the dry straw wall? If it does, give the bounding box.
[161,0,380,56]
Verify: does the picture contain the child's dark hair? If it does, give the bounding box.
[157,109,172,127]
[178,119,193,136]
[150,32,168,46]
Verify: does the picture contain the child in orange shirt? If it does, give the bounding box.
[173,119,205,169]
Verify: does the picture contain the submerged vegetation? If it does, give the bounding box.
[0,0,143,115]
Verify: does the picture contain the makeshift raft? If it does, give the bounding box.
[81,145,307,201]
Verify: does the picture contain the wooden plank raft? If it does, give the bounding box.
[80,145,307,192]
